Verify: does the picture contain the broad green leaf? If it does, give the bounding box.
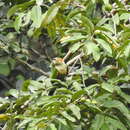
[72,90,86,101]
[36,0,43,5]
[96,17,109,26]
[90,114,104,130]
[56,118,67,126]
[0,62,10,75]
[70,42,83,53]
[103,100,130,119]
[8,89,19,98]
[124,43,130,57]
[18,118,33,128]
[113,13,119,25]
[105,116,127,130]
[43,4,60,25]
[60,33,86,43]
[28,80,45,92]
[57,88,73,95]
[100,123,109,130]
[102,24,114,34]
[68,104,81,120]
[95,38,112,55]
[81,16,94,33]
[22,11,31,26]
[85,101,102,112]
[14,13,24,32]
[86,41,100,61]
[120,13,130,21]
[119,91,130,104]
[31,5,42,28]
[47,22,56,39]
[102,31,118,46]
[66,8,83,22]
[101,82,114,93]
[103,0,109,5]
[49,123,57,130]
[61,111,76,122]
[118,57,128,72]
[0,2,4,7]
[99,65,113,76]
[70,124,82,130]
[7,0,35,18]
[0,114,9,121]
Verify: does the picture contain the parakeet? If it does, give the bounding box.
[50,57,68,80]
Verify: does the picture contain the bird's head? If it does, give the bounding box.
[52,57,64,65]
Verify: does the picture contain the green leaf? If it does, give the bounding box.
[36,0,43,6]
[49,123,57,130]
[103,100,130,119]
[81,16,94,34]
[8,89,19,98]
[60,33,86,43]
[68,104,81,120]
[0,62,10,75]
[56,118,67,126]
[85,101,102,113]
[100,123,109,130]
[103,0,109,5]
[43,4,60,25]
[7,0,35,18]
[70,42,83,53]
[105,116,127,130]
[124,42,130,57]
[90,114,104,130]
[72,90,86,102]
[86,41,100,61]
[119,91,130,104]
[22,11,31,26]
[18,118,33,128]
[14,13,24,32]
[113,13,119,25]
[47,22,56,39]
[99,65,113,76]
[96,17,109,26]
[95,38,112,55]
[120,13,130,21]
[31,5,42,28]
[61,111,76,122]
[101,82,114,93]
[66,8,83,22]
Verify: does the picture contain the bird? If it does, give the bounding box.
[50,57,68,80]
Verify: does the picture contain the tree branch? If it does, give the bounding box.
[15,57,49,77]
[66,52,84,66]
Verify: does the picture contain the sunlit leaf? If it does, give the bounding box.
[95,38,112,55]
[68,104,81,120]
[31,5,42,28]
[60,33,86,43]
[86,41,100,61]
[61,111,76,122]
[43,4,60,25]
[90,114,104,130]
[101,82,114,93]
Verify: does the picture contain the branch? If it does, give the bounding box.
[15,57,49,77]
[63,50,72,62]
[66,52,84,66]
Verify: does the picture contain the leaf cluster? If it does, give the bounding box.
[0,0,130,130]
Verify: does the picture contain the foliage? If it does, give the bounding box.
[0,0,130,130]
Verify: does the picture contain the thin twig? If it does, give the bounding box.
[79,57,92,100]
[66,52,84,66]
[68,58,79,73]
[15,57,49,77]
[63,50,71,62]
